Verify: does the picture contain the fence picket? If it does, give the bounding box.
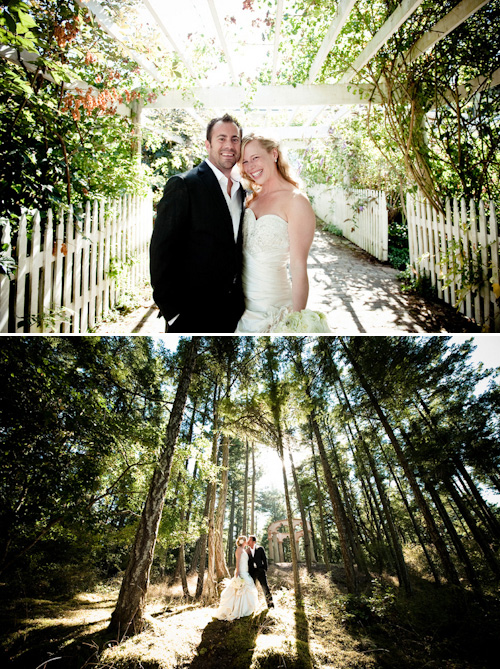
[489,202,500,331]
[468,199,481,324]
[308,185,388,262]
[445,199,455,307]
[478,201,489,329]
[408,193,500,332]
[41,210,53,332]
[29,212,42,332]
[437,207,447,303]
[15,213,28,332]
[96,200,105,321]
[1,193,152,333]
[0,218,12,332]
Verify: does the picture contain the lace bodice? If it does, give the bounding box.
[243,208,289,256]
[236,207,293,333]
[239,550,249,575]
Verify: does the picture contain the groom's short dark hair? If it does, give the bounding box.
[249,535,257,542]
[206,114,242,142]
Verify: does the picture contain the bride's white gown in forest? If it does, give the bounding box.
[236,208,292,333]
[214,551,259,621]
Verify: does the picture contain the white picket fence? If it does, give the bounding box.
[0,193,153,333]
[308,185,388,262]
[407,194,500,332]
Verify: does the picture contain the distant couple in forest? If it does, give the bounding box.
[149,113,330,334]
[214,535,274,621]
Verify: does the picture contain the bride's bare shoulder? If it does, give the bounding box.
[286,188,314,215]
[291,188,311,203]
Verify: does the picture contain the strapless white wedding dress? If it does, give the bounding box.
[214,551,259,620]
[236,208,293,333]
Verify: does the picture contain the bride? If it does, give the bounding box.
[235,134,325,333]
[214,535,259,621]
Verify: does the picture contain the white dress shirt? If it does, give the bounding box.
[206,158,242,241]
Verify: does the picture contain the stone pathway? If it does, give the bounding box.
[94,228,479,335]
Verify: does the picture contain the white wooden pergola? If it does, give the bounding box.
[3,0,496,140]
[69,0,496,141]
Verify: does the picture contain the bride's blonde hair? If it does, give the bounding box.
[238,134,299,204]
[236,535,247,548]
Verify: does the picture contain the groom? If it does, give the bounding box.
[247,535,274,608]
[150,114,245,333]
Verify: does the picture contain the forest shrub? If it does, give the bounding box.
[11,558,99,598]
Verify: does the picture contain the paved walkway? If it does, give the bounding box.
[94,228,478,335]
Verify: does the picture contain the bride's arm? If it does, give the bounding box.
[288,193,316,311]
[234,548,241,577]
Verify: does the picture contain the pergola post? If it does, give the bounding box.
[130,99,143,164]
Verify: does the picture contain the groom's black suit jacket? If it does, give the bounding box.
[150,160,245,333]
[248,546,268,575]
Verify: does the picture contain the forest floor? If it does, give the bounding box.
[1,563,499,669]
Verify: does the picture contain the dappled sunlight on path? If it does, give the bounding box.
[307,229,477,333]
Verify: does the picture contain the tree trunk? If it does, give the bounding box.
[201,391,221,603]
[227,487,236,567]
[109,337,199,636]
[287,339,357,593]
[289,445,312,573]
[310,437,330,570]
[356,446,396,572]
[380,441,441,586]
[355,450,387,573]
[455,459,500,540]
[251,442,256,535]
[279,429,301,598]
[444,475,500,578]
[310,415,358,594]
[325,423,370,580]
[195,481,212,596]
[177,534,189,597]
[424,478,482,594]
[215,434,230,580]
[340,339,460,587]
[363,439,412,594]
[242,439,249,536]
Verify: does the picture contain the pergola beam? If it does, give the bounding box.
[306,0,357,83]
[338,0,424,84]
[406,0,491,63]
[304,105,327,126]
[146,83,380,109]
[206,0,238,85]
[75,0,164,84]
[287,0,356,126]
[141,0,197,79]
[271,0,284,85]
[244,125,332,140]
[435,66,500,107]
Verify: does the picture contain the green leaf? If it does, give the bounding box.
[16,9,37,30]
[2,10,17,34]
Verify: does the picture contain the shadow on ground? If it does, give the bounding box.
[189,609,268,669]
[0,595,116,669]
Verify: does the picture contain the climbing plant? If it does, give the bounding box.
[257,0,500,210]
[0,0,179,233]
